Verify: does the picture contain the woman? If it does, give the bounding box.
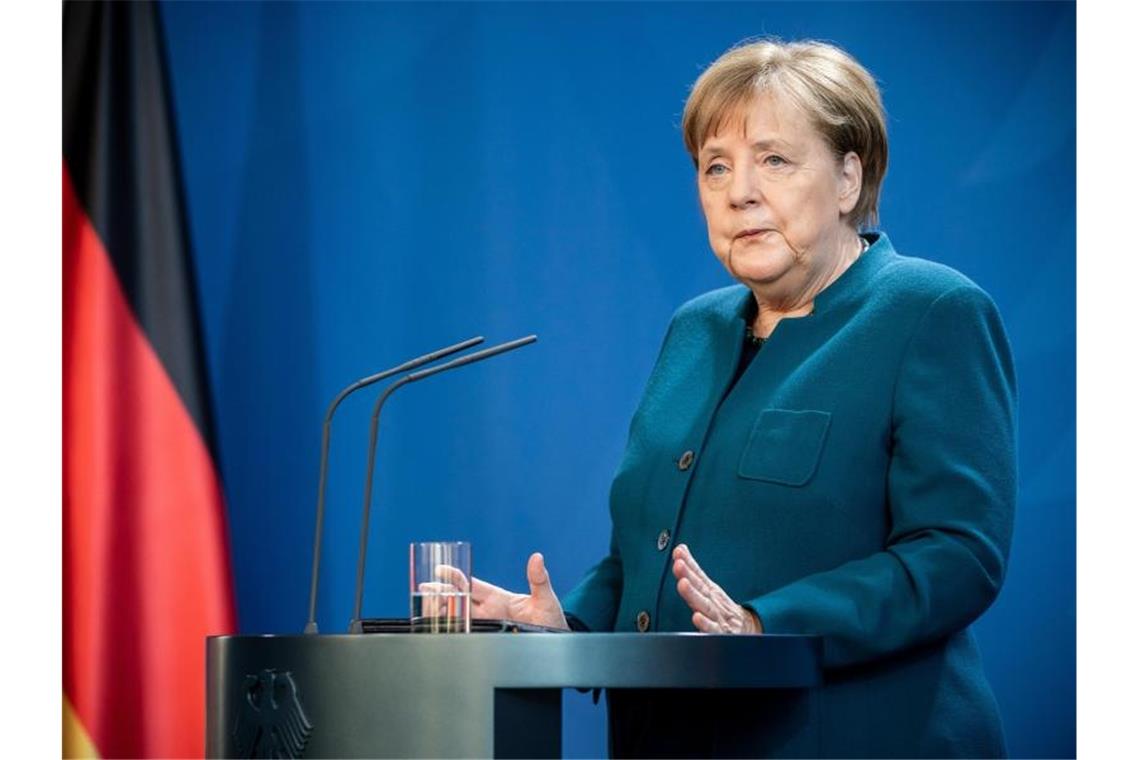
[468,39,1015,758]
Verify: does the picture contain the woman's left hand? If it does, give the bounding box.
[672,544,763,634]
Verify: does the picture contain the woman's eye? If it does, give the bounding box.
[763,154,787,167]
[705,163,728,177]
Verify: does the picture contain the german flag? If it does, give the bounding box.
[63,2,236,756]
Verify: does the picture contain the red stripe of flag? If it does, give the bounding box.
[64,166,235,758]
[63,2,236,756]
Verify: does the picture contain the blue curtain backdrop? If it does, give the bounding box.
[159,2,1074,757]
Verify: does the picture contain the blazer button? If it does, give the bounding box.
[656,529,671,552]
[636,610,651,632]
[678,450,695,470]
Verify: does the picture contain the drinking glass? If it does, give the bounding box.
[409,541,472,633]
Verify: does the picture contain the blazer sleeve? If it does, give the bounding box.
[744,284,1017,669]
[561,527,623,632]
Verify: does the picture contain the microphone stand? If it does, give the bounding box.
[348,335,538,633]
[304,337,484,634]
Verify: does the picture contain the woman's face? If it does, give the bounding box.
[697,91,861,299]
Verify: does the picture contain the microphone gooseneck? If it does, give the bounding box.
[304,336,485,634]
[348,335,538,633]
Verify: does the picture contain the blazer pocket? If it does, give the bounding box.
[738,409,831,486]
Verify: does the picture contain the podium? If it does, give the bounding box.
[206,632,823,758]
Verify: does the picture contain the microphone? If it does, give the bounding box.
[304,336,485,634]
[348,335,538,633]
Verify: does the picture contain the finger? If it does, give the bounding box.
[677,545,715,587]
[676,576,712,618]
[679,549,726,607]
[672,556,704,589]
[435,564,470,592]
[673,557,712,600]
[692,610,721,633]
[417,582,459,619]
[683,577,721,624]
[416,583,447,618]
[526,552,556,599]
[672,545,703,585]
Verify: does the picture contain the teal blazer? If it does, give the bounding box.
[562,233,1015,758]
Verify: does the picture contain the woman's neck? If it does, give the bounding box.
[749,232,865,338]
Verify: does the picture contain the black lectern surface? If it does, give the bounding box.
[206,632,823,759]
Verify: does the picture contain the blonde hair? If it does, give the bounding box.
[681,38,888,229]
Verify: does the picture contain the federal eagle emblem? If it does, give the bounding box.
[231,669,313,759]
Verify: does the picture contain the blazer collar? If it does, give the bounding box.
[728,231,896,323]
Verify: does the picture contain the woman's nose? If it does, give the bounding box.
[728,162,762,209]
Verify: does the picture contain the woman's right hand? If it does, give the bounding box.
[444,552,569,630]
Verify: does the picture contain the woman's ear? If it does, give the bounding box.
[838,151,863,215]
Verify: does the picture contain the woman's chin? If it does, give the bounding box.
[727,253,792,285]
